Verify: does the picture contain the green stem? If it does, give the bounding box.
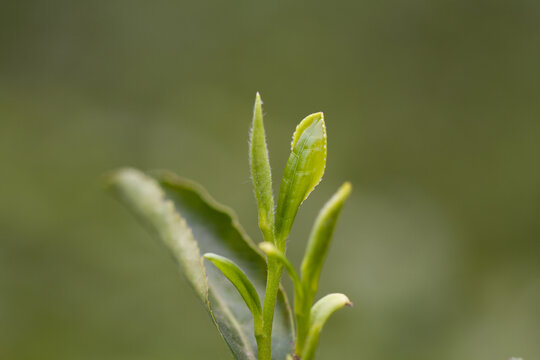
[294,291,311,356]
[255,334,265,359]
[258,258,284,360]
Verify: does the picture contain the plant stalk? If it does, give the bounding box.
[294,292,311,356]
[258,258,284,360]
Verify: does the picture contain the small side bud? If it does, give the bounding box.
[259,242,303,301]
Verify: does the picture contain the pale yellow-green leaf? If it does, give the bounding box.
[295,182,352,353]
[302,293,352,360]
[301,182,352,298]
[274,112,327,249]
[250,92,275,243]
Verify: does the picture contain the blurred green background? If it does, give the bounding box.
[1,1,539,359]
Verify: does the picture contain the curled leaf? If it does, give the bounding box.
[302,293,352,360]
[275,112,327,249]
[204,253,263,336]
[250,92,275,244]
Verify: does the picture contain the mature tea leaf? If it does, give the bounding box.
[204,253,263,336]
[302,293,352,360]
[275,113,327,249]
[250,92,275,244]
[107,168,207,300]
[108,168,294,360]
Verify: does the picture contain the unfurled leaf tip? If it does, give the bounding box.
[203,253,216,260]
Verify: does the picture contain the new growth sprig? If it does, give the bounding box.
[108,93,352,360]
[249,93,352,360]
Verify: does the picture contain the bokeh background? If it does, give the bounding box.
[1,1,539,359]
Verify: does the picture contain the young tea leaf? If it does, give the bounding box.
[295,182,351,353]
[204,253,263,336]
[302,293,352,360]
[301,182,352,298]
[275,112,327,249]
[108,168,294,360]
[250,92,275,244]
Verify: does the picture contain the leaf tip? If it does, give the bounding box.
[103,167,136,189]
[202,252,218,261]
[258,241,275,254]
[339,181,352,198]
[291,112,326,150]
[252,92,263,121]
[339,293,352,306]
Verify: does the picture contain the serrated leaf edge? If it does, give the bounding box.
[290,112,327,203]
[108,168,258,360]
[153,169,296,341]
